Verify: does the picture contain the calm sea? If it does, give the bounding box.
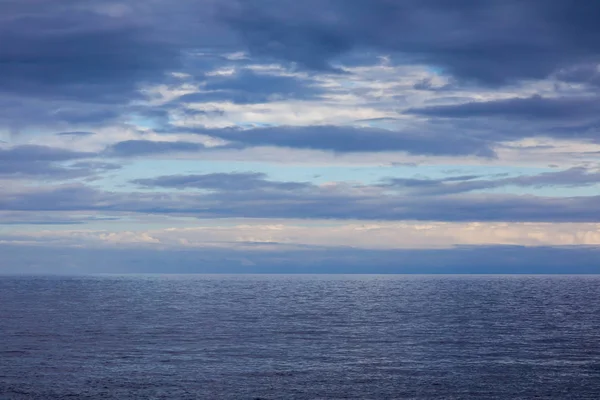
[1,275,600,399]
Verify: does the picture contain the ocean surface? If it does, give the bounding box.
[1,275,600,399]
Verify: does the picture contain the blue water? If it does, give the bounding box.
[1,275,600,399]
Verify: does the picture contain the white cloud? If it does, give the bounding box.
[177,100,391,128]
[6,221,600,250]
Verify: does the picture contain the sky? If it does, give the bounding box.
[2,0,600,273]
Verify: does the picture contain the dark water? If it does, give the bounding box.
[1,275,600,399]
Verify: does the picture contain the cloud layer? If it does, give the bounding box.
[1,0,600,272]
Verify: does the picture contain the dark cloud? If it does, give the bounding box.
[407,95,600,120]
[3,176,600,223]
[0,93,125,134]
[5,0,596,113]
[412,78,455,92]
[0,185,119,212]
[386,194,600,223]
[104,140,208,157]
[69,161,121,172]
[4,0,599,140]
[0,145,118,179]
[404,94,600,143]
[484,168,600,188]
[221,0,600,85]
[133,172,310,191]
[0,145,93,162]
[189,189,600,223]
[0,0,231,131]
[0,0,181,103]
[56,131,96,137]
[382,167,600,196]
[2,0,599,122]
[0,211,120,226]
[197,125,496,157]
[178,69,323,104]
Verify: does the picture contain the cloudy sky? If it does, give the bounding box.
[2,0,600,273]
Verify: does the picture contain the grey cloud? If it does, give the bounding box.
[197,125,496,157]
[69,161,121,171]
[407,96,600,120]
[3,0,600,135]
[405,95,600,143]
[104,140,208,157]
[0,145,93,162]
[0,185,120,212]
[0,145,115,179]
[56,131,96,137]
[0,95,124,133]
[383,167,600,196]
[191,190,600,223]
[6,0,597,115]
[499,168,600,188]
[133,172,310,191]
[0,0,181,103]
[178,69,323,104]
[0,0,231,131]
[2,177,600,223]
[0,211,120,226]
[5,0,600,144]
[221,0,600,85]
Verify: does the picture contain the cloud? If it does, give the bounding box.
[8,221,600,249]
[221,0,600,85]
[0,145,115,179]
[178,68,323,104]
[407,95,600,121]
[0,0,229,132]
[3,0,600,135]
[3,0,600,270]
[0,185,117,212]
[197,125,496,157]
[555,63,600,87]
[0,0,181,103]
[56,131,96,137]
[0,145,93,162]
[3,177,600,223]
[104,140,208,157]
[0,92,123,134]
[405,95,600,145]
[382,167,600,196]
[0,211,120,226]
[133,172,310,191]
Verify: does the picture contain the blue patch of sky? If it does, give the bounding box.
[426,66,445,75]
[94,159,567,193]
[128,115,161,130]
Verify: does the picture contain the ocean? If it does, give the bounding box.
[1,275,599,399]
